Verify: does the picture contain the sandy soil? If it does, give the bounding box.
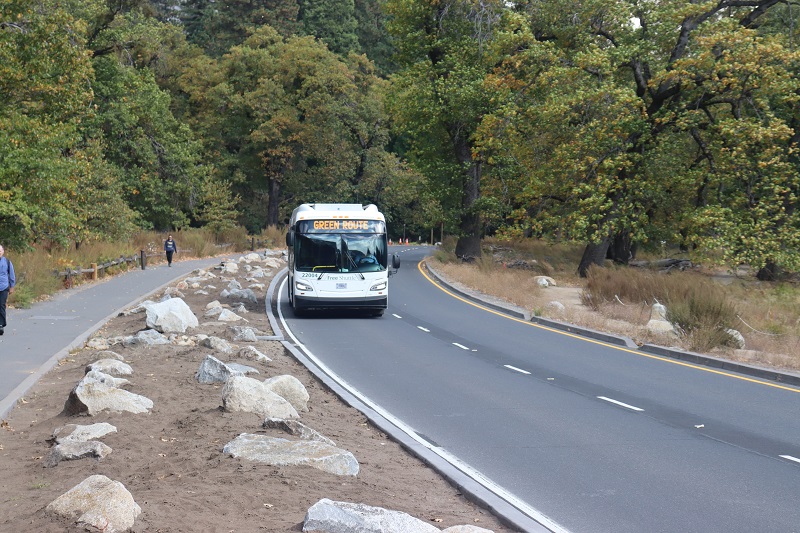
[0,257,512,532]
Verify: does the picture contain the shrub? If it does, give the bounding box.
[584,265,738,350]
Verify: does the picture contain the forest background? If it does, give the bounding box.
[3,0,800,281]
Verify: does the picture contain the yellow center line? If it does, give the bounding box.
[418,259,800,394]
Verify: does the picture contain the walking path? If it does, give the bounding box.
[0,256,224,418]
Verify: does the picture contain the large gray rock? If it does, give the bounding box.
[302,498,439,532]
[85,359,133,376]
[122,329,170,347]
[217,309,245,322]
[195,355,244,384]
[227,288,258,304]
[224,434,359,476]
[221,376,298,419]
[46,475,141,532]
[44,440,112,468]
[229,326,259,342]
[145,298,199,333]
[239,345,271,363]
[263,375,309,413]
[52,423,117,444]
[82,370,130,389]
[64,381,153,416]
[200,335,234,353]
[263,418,336,446]
[646,303,677,335]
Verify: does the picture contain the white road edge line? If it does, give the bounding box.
[417,326,430,332]
[504,365,531,375]
[780,455,800,464]
[453,343,470,350]
[597,396,644,412]
[276,277,569,533]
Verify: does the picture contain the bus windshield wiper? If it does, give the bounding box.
[345,252,365,279]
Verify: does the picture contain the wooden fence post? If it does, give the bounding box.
[91,263,98,280]
[140,250,146,270]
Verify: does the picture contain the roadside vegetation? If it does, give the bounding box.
[6,226,285,308]
[431,237,800,372]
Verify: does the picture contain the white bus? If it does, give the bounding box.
[285,203,400,316]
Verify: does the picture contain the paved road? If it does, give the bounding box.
[276,245,800,533]
[0,256,224,418]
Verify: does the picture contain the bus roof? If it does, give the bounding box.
[290,203,385,224]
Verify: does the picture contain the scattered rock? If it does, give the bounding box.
[145,298,199,333]
[222,376,299,419]
[302,498,439,532]
[64,381,153,416]
[534,275,557,287]
[195,355,245,384]
[86,359,133,376]
[238,346,272,363]
[82,370,130,389]
[122,329,170,347]
[263,375,310,412]
[725,328,746,349]
[224,435,359,476]
[229,326,259,342]
[263,418,336,446]
[51,423,118,444]
[44,440,112,468]
[46,475,141,532]
[199,335,234,353]
[217,309,245,322]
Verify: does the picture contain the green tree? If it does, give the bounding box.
[181,26,407,229]
[0,0,136,248]
[479,0,800,276]
[299,0,359,56]
[386,0,509,259]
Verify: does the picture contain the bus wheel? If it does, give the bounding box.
[372,309,384,317]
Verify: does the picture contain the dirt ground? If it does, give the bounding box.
[0,255,512,532]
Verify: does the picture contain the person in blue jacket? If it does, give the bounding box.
[0,244,16,336]
[164,235,178,267]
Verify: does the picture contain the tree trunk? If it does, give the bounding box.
[756,261,781,281]
[578,237,611,278]
[452,130,482,260]
[606,232,637,264]
[266,176,281,227]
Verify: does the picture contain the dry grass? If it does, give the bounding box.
[430,238,800,373]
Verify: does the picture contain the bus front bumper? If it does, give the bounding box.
[293,294,387,310]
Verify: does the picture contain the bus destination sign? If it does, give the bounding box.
[299,219,384,233]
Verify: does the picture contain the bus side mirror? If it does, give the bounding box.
[392,254,400,269]
[285,232,293,247]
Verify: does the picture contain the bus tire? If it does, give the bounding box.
[372,309,384,317]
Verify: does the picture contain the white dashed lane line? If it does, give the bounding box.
[780,455,800,465]
[417,326,430,332]
[453,343,470,350]
[504,365,531,375]
[597,396,644,412]
[392,313,402,319]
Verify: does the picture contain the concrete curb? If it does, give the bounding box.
[423,261,800,387]
[267,269,552,533]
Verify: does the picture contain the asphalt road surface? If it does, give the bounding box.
[277,245,800,533]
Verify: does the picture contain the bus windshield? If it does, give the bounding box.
[295,232,387,273]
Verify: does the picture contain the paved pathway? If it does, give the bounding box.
[0,256,225,418]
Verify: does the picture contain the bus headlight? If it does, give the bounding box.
[295,281,312,291]
[370,281,387,291]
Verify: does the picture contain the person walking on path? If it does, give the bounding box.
[0,245,16,336]
[164,235,178,267]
